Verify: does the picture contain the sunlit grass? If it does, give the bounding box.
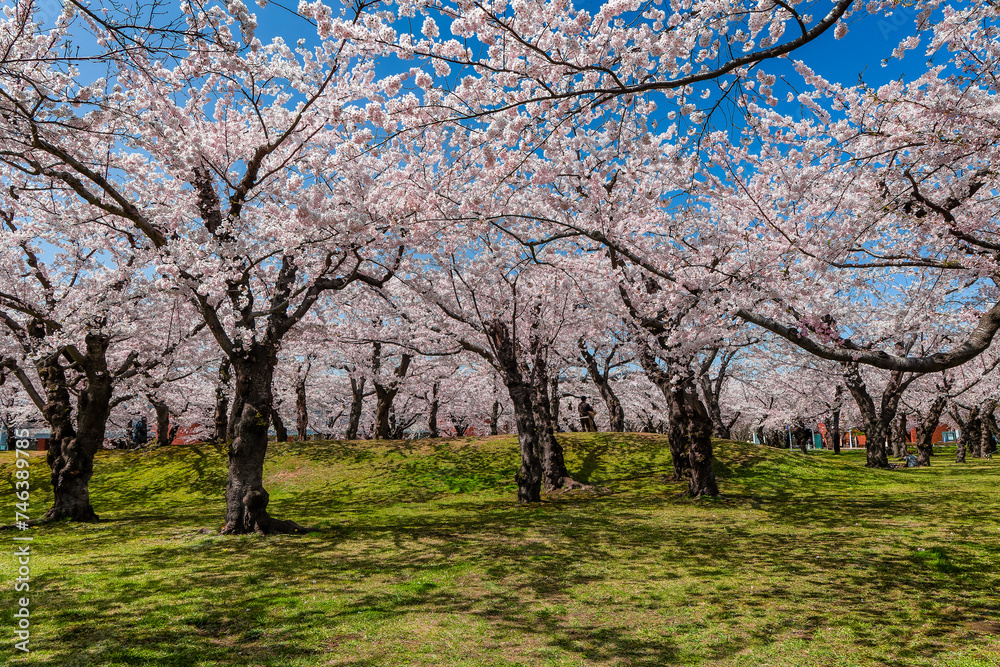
[1,435,998,666]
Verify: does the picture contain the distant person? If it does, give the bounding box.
[578,397,597,432]
[132,416,148,447]
[905,450,918,467]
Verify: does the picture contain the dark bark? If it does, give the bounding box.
[825,385,843,454]
[489,398,500,436]
[221,346,311,535]
[213,360,231,443]
[763,428,786,449]
[272,406,288,443]
[916,396,947,467]
[372,343,412,439]
[450,414,469,437]
[982,401,998,456]
[579,340,626,432]
[346,375,365,440]
[792,421,810,454]
[683,382,719,498]
[842,362,902,469]
[295,364,309,442]
[638,343,690,480]
[41,333,113,523]
[427,381,440,438]
[892,413,909,459]
[529,342,585,491]
[487,320,542,503]
[696,347,739,439]
[151,398,171,447]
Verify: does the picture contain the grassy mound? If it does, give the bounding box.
[1,434,998,666]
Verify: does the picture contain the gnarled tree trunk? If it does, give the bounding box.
[222,345,309,535]
[41,333,113,523]
[154,399,171,447]
[346,375,365,440]
[916,396,947,467]
[372,343,412,440]
[487,320,542,503]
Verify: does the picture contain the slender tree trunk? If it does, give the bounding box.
[295,373,309,442]
[427,382,440,438]
[214,389,229,443]
[40,333,113,523]
[698,372,731,439]
[892,413,909,458]
[346,376,365,440]
[222,346,309,534]
[489,399,500,436]
[916,396,947,467]
[487,320,542,503]
[579,341,626,432]
[828,386,842,454]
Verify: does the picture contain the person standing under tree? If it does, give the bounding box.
[578,397,598,432]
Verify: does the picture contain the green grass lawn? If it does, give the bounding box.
[1,434,999,666]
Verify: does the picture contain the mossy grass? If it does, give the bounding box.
[1,434,998,665]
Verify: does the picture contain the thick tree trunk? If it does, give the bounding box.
[346,376,365,440]
[842,363,892,469]
[529,351,585,491]
[487,320,542,503]
[962,407,981,461]
[916,396,946,467]
[665,388,691,480]
[682,380,719,498]
[982,401,998,457]
[295,374,309,442]
[637,344,691,479]
[151,398,171,447]
[373,347,411,440]
[222,347,310,535]
[41,334,113,523]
